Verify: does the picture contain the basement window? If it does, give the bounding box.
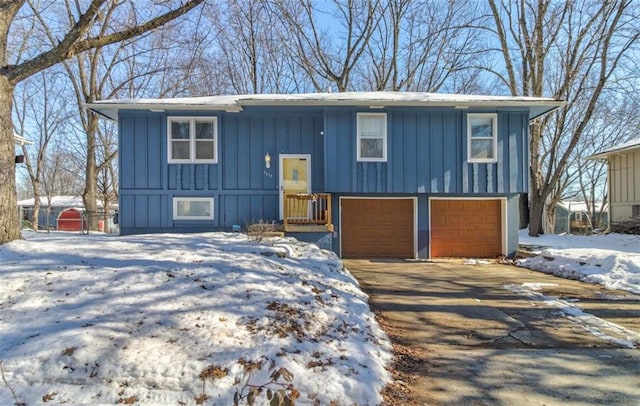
[173,197,214,220]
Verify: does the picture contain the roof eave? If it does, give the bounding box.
[587,144,640,160]
[85,98,564,121]
[13,133,34,146]
[84,102,243,121]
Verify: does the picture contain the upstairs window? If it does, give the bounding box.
[357,113,387,162]
[468,114,497,163]
[168,117,217,163]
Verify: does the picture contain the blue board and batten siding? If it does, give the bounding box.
[118,106,530,258]
[119,110,323,232]
[324,108,529,194]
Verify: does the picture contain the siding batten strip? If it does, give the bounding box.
[363,163,368,193]
[473,164,479,193]
[462,164,469,193]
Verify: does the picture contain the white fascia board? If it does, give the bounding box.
[84,102,242,121]
[14,133,33,145]
[85,92,565,121]
[587,139,640,160]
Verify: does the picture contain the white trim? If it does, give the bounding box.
[14,133,33,146]
[587,138,640,159]
[357,112,387,162]
[467,113,498,163]
[279,154,312,219]
[339,196,418,259]
[428,196,507,258]
[167,116,218,164]
[172,197,214,220]
[85,92,565,121]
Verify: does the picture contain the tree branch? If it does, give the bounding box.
[5,0,204,84]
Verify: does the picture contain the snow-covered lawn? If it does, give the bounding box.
[0,231,391,405]
[517,230,640,294]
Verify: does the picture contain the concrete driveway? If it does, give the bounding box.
[344,259,640,406]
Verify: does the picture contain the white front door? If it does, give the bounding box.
[279,154,311,219]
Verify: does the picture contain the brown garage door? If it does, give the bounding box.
[430,199,502,258]
[341,199,414,258]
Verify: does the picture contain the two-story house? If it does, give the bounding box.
[86,92,562,259]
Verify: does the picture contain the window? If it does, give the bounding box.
[173,197,214,220]
[168,117,217,163]
[468,114,497,163]
[633,205,640,218]
[357,113,387,162]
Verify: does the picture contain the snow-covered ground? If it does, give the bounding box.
[0,231,391,405]
[517,230,640,294]
[504,282,640,348]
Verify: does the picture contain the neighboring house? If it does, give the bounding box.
[588,138,640,226]
[14,132,32,163]
[554,201,608,234]
[86,92,562,259]
[18,196,117,232]
[14,133,32,146]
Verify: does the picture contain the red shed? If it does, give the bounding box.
[57,208,87,231]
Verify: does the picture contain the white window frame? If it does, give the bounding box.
[172,197,214,220]
[467,113,498,163]
[168,116,218,164]
[357,112,387,162]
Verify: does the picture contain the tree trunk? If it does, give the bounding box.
[528,192,545,236]
[83,113,99,230]
[31,184,40,231]
[0,76,20,243]
[545,202,556,234]
[519,193,529,229]
[101,194,110,234]
[528,119,547,236]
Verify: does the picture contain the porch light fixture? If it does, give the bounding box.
[264,152,271,168]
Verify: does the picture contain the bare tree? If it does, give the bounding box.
[13,71,73,230]
[276,0,382,92]
[361,0,483,92]
[0,0,204,243]
[484,0,640,236]
[41,146,85,199]
[94,119,118,232]
[573,95,640,232]
[200,0,306,94]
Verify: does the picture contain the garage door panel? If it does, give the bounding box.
[431,199,502,258]
[342,199,414,258]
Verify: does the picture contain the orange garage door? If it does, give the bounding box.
[430,199,502,258]
[341,199,414,258]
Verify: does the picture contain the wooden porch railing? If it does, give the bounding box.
[283,193,332,231]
